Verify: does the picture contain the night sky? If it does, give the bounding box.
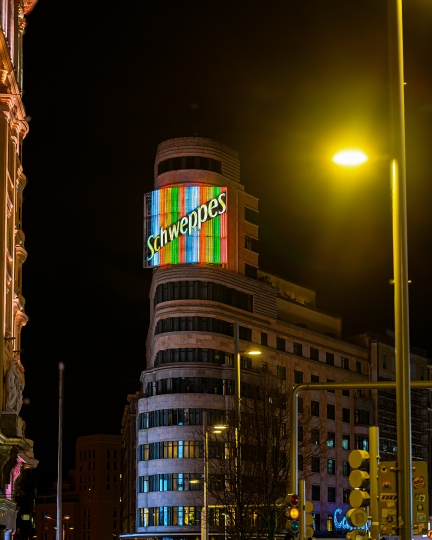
[18,1,432,488]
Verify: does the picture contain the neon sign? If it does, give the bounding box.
[334,509,370,532]
[144,185,228,267]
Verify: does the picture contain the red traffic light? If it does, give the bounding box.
[290,494,299,506]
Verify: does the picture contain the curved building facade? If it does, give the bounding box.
[135,137,376,540]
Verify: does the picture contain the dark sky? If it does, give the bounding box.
[19,1,432,487]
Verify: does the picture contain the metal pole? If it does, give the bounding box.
[202,410,209,540]
[392,156,412,540]
[299,480,306,540]
[233,322,242,537]
[56,362,65,540]
[389,0,412,535]
[369,426,380,540]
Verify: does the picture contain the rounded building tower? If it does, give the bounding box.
[137,137,260,537]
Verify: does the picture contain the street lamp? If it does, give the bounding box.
[333,149,412,539]
[202,411,227,540]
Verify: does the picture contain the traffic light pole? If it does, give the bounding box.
[289,380,432,538]
[369,426,380,540]
[299,480,306,540]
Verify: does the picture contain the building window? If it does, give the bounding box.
[328,487,336,503]
[342,389,350,397]
[276,337,285,351]
[314,514,321,531]
[356,361,362,374]
[245,207,259,225]
[155,281,253,312]
[261,332,268,346]
[327,379,335,393]
[382,354,387,369]
[311,375,319,383]
[294,370,303,384]
[158,156,222,175]
[310,347,319,361]
[327,459,336,475]
[311,429,320,445]
[245,236,259,253]
[355,410,370,426]
[294,342,303,356]
[327,432,335,447]
[298,426,303,443]
[342,357,350,370]
[342,408,351,423]
[327,515,334,533]
[239,326,252,342]
[298,454,304,470]
[311,401,319,417]
[326,352,334,366]
[312,485,321,501]
[342,434,350,450]
[343,461,350,476]
[327,404,335,420]
[343,488,350,503]
[276,365,286,381]
[298,397,303,413]
[245,263,258,279]
[355,436,369,451]
[311,457,320,472]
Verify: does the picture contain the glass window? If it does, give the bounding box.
[311,374,319,383]
[355,410,370,426]
[327,404,335,420]
[326,352,334,366]
[311,457,320,472]
[294,342,303,356]
[342,389,350,397]
[327,432,335,447]
[261,332,268,346]
[342,408,351,423]
[327,459,336,475]
[382,354,387,369]
[294,370,303,384]
[343,488,350,503]
[312,485,320,501]
[276,365,286,381]
[342,357,350,370]
[328,487,336,503]
[277,337,285,351]
[356,361,362,374]
[311,401,320,416]
[310,347,319,361]
[311,429,320,445]
[343,461,350,476]
[342,434,350,450]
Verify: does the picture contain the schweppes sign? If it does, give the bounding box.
[143,185,228,267]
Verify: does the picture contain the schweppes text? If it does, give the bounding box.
[146,191,227,261]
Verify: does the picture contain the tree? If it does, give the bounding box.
[204,372,327,540]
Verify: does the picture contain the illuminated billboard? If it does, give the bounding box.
[144,185,228,267]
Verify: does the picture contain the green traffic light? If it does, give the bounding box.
[290,522,299,533]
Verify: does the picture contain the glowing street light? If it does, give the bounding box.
[332,149,369,167]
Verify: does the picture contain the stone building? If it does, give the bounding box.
[35,435,122,540]
[124,137,405,540]
[0,0,38,537]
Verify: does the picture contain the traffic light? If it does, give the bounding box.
[285,493,300,535]
[304,500,315,540]
[346,449,370,533]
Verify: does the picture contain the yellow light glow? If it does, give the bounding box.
[189,479,200,484]
[332,149,369,167]
[213,424,227,430]
[247,350,262,355]
[212,429,222,434]
[289,508,300,519]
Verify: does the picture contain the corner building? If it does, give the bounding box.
[133,138,388,539]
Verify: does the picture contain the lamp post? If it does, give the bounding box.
[332,149,412,539]
[202,411,227,540]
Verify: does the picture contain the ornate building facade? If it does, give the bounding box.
[0,0,38,537]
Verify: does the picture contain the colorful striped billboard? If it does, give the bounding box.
[143,185,228,267]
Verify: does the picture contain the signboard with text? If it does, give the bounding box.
[143,185,228,268]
